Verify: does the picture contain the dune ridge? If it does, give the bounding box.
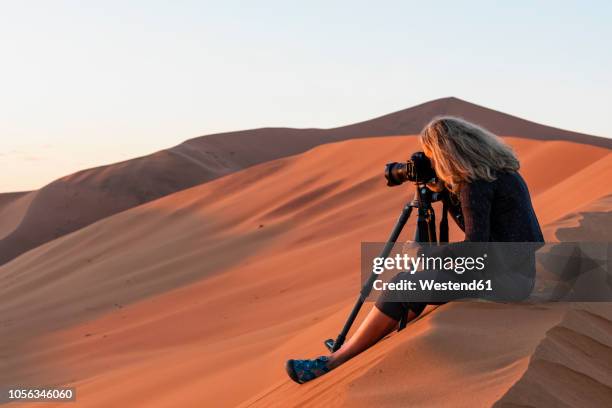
[493,305,612,407]
[0,191,34,239]
[1,97,610,266]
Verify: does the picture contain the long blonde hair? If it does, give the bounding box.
[420,116,519,193]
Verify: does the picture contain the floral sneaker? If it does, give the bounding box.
[285,356,331,384]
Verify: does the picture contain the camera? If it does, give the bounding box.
[385,151,437,186]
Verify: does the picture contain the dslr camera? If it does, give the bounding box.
[385,151,437,186]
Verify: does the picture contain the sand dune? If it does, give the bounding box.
[1,133,611,407]
[542,194,612,242]
[0,191,34,239]
[2,97,610,266]
[494,304,612,407]
[249,302,572,408]
[0,191,30,209]
[330,97,611,148]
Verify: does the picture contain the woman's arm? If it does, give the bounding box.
[417,182,497,304]
[445,192,465,231]
[426,181,465,231]
[459,180,494,242]
[416,180,493,260]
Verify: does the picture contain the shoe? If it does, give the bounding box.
[285,356,331,384]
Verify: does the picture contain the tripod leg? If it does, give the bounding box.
[415,206,436,243]
[427,208,437,243]
[402,195,437,331]
[325,202,414,352]
[439,200,449,243]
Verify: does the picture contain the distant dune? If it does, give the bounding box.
[328,97,611,148]
[0,191,30,209]
[0,191,35,239]
[1,130,610,407]
[1,97,610,266]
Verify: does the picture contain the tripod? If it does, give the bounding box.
[324,184,450,352]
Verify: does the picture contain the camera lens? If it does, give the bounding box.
[385,162,409,186]
[385,152,437,187]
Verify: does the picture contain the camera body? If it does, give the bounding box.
[385,151,437,186]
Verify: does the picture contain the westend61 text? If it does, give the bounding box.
[373,279,493,292]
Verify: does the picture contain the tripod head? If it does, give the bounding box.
[410,183,446,206]
[406,183,449,245]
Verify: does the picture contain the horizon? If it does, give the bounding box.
[0,95,610,194]
[2,1,611,192]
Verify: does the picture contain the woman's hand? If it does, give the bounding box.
[426,179,445,192]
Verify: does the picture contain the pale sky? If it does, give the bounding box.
[1,1,610,192]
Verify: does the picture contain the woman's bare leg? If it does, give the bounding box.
[326,306,419,369]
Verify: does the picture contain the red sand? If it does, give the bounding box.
[1,132,611,407]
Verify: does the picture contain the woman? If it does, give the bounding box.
[285,116,544,384]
